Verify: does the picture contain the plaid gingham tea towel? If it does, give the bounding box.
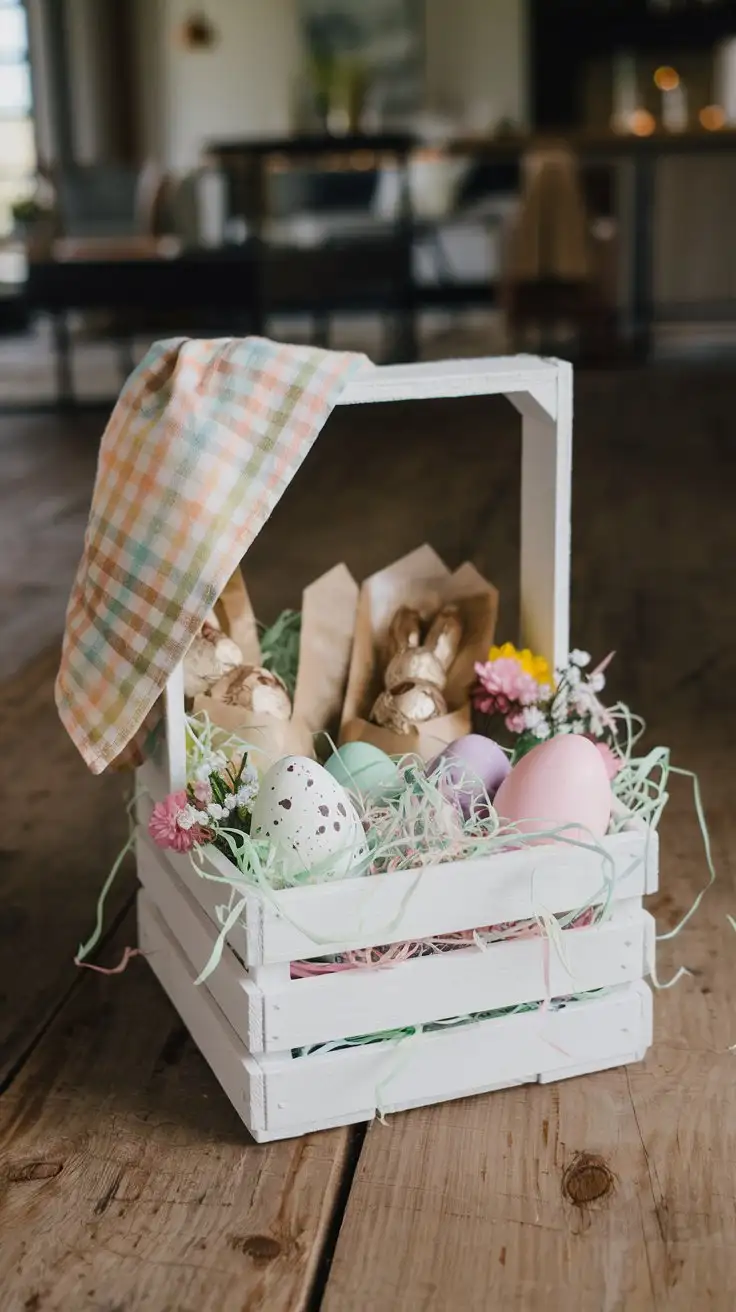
[56,336,370,773]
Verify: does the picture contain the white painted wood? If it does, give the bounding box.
[253,827,656,966]
[137,838,266,1052]
[337,356,560,419]
[259,905,654,1053]
[137,829,654,1049]
[519,360,572,672]
[137,828,654,1055]
[163,659,187,792]
[139,823,657,969]
[143,840,260,964]
[138,896,652,1141]
[160,352,571,771]
[260,982,652,1135]
[138,891,265,1137]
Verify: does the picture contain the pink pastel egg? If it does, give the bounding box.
[427,734,511,816]
[493,734,612,843]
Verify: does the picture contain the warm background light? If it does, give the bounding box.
[631,108,656,137]
[700,104,726,131]
[654,66,680,92]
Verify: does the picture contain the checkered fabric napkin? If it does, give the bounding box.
[56,335,370,773]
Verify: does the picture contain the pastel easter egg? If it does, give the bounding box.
[427,734,511,816]
[324,742,401,802]
[251,755,369,884]
[493,734,612,843]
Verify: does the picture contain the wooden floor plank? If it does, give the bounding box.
[320,368,736,1311]
[322,754,736,1311]
[2,368,736,1308]
[0,649,133,1087]
[0,910,351,1312]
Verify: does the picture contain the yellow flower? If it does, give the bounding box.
[488,641,554,688]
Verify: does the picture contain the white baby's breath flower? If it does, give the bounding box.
[567,665,582,688]
[534,721,551,740]
[551,699,569,723]
[569,649,591,667]
[589,672,606,693]
[571,719,585,734]
[194,809,210,824]
[208,802,227,821]
[176,805,197,830]
[235,781,258,809]
[556,722,573,734]
[523,705,547,732]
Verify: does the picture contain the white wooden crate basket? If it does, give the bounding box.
[136,355,657,1143]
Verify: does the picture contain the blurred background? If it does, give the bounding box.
[4,0,736,404]
[1,0,736,679]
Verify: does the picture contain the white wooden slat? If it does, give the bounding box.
[255,828,657,966]
[261,982,652,1135]
[337,356,560,418]
[139,811,657,970]
[138,895,652,1141]
[163,660,187,792]
[143,839,259,963]
[137,892,266,1138]
[260,905,654,1053]
[137,833,267,1052]
[137,828,653,1055]
[519,360,572,672]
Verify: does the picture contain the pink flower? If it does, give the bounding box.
[591,740,623,780]
[192,779,212,805]
[148,791,209,853]
[473,659,542,718]
[476,658,540,704]
[505,710,526,733]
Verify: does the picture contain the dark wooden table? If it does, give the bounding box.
[24,247,260,408]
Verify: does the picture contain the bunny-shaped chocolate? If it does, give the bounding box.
[371,604,463,734]
[384,604,462,692]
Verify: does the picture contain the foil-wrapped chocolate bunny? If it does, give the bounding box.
[370,604,463,735]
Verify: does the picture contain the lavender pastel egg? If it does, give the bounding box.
[493,734,612,844]
[427,734,511,816]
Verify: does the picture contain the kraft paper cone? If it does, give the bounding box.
[340,545,498,761]
[195,564,358,771]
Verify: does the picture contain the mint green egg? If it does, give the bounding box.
[324,742,401,801]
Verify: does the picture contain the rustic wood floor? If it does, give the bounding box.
[1,366,735,1310]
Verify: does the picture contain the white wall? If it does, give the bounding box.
[425,0,528,130]
[136,0,528,168]
[152,0,302,170]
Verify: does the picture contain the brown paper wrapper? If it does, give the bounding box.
[194,564,358,771]
[339,544,499,761]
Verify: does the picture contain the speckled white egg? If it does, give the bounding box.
[251,755,369,884]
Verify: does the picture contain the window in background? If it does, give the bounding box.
[0,0,35,235]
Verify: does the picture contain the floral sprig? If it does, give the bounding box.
[474,644,623,775]
[148,746,259,856]
[473,642,555,726]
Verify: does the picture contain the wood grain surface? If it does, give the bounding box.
[322,757,735,1312]
[0,911,353,1312]
[1,368,735,1309]
[0,649,133,1087]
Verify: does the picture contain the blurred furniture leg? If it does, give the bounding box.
[51,311,74,408]
[631,154,655,361]
[502,145,618,360]
[312,312,330,348]
[117,336,135,383]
